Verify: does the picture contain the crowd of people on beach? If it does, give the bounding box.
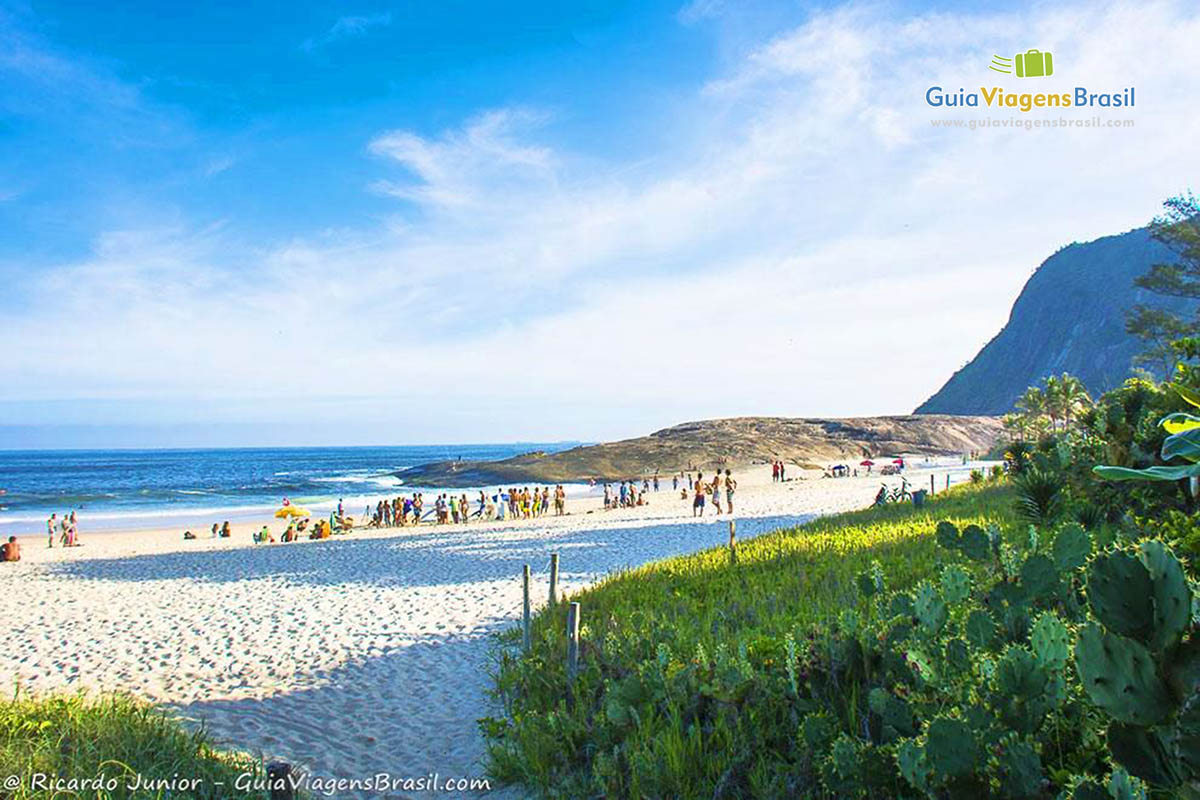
[366,485,570,528]
[168,465,745,546]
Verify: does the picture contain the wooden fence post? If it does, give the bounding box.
[549,552,559,606]
[946,474,951,490]
[729,520,737,564]
[930,474,935,495]
[566,602,581,684]
[522,564,532,653]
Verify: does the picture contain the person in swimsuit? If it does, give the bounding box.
[724,469,737,514]
[47,514,56,548]
[2,536,20,562]
[693,480,706,517]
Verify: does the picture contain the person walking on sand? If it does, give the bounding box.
[724,469,737,514]
[693,479,706,517]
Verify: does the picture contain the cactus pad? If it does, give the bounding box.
[965,609,995,649]
[1053,522,1093,571]
[1086,550,1154,640]
[941,565,972,604]
[1074,624,1172,726]
[1019,554,1060,600]
[1107,722,1181,789]
[1137,539,1191,652]
[914,580,947,633]
[924,716,977,779]
[936,520,960,550]
[1031,612,1072,669]
[959,524,991,561]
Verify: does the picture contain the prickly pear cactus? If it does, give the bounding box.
[959,524,990,561]
[914,580,947,633]
[1031,612,1071,669]
[997,737,1042,798]
[995,645,1048,698]
[1107,766,1148,800]
[941,564,972,604]
[1053,522,1093,571]
[896,738,929,792]
[1137,539,1191,652]
[889,591,915,618]
[1106,722,1180,788]
[965,609,995,649]
[924,716,977,780]
[936,521,960,550]
[1175,690,1200,776]
[1074,624,1172,726]
[1086,550,1154,639]
[829,734,859,778]
[1019,554,1059,600]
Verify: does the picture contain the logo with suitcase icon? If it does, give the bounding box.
[989,49,1054,78]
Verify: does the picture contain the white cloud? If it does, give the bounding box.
[302,12,393,52]
[4,0,1200,442]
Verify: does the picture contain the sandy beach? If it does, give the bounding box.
[0,460,982,797]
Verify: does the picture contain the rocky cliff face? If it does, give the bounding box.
[916,228,1193,415]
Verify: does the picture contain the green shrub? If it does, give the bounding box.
[0,692,273,799]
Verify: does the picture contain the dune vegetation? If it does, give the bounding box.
[484,339,1200,799]
[0,692,273,799]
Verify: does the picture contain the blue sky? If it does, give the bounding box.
[2,0,1199,447]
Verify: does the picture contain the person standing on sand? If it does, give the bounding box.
[779,462,786,482]
[772,462,780,482]
[693,479,706,516]
[711,473,723,515]
[672,474,678,491]
[724,469,737,514]
[47,513,56,548]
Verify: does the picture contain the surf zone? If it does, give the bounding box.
[926,86,1135,112]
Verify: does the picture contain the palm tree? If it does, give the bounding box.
[1042,375,1063,432]
[1057,374,1092,429]
[1018,386,1048,432]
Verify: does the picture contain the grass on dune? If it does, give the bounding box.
[0,692,273,799]
[484,482,1016,798]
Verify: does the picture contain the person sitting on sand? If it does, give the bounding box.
[183,530,196,540]
[220,521,232,538]
[2,536,20,562]
[211,523,219,538]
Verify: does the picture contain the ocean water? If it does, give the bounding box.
[0,444,579,536]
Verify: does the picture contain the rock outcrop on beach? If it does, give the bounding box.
[915,226,1194,416]
[397,415,1003,486]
